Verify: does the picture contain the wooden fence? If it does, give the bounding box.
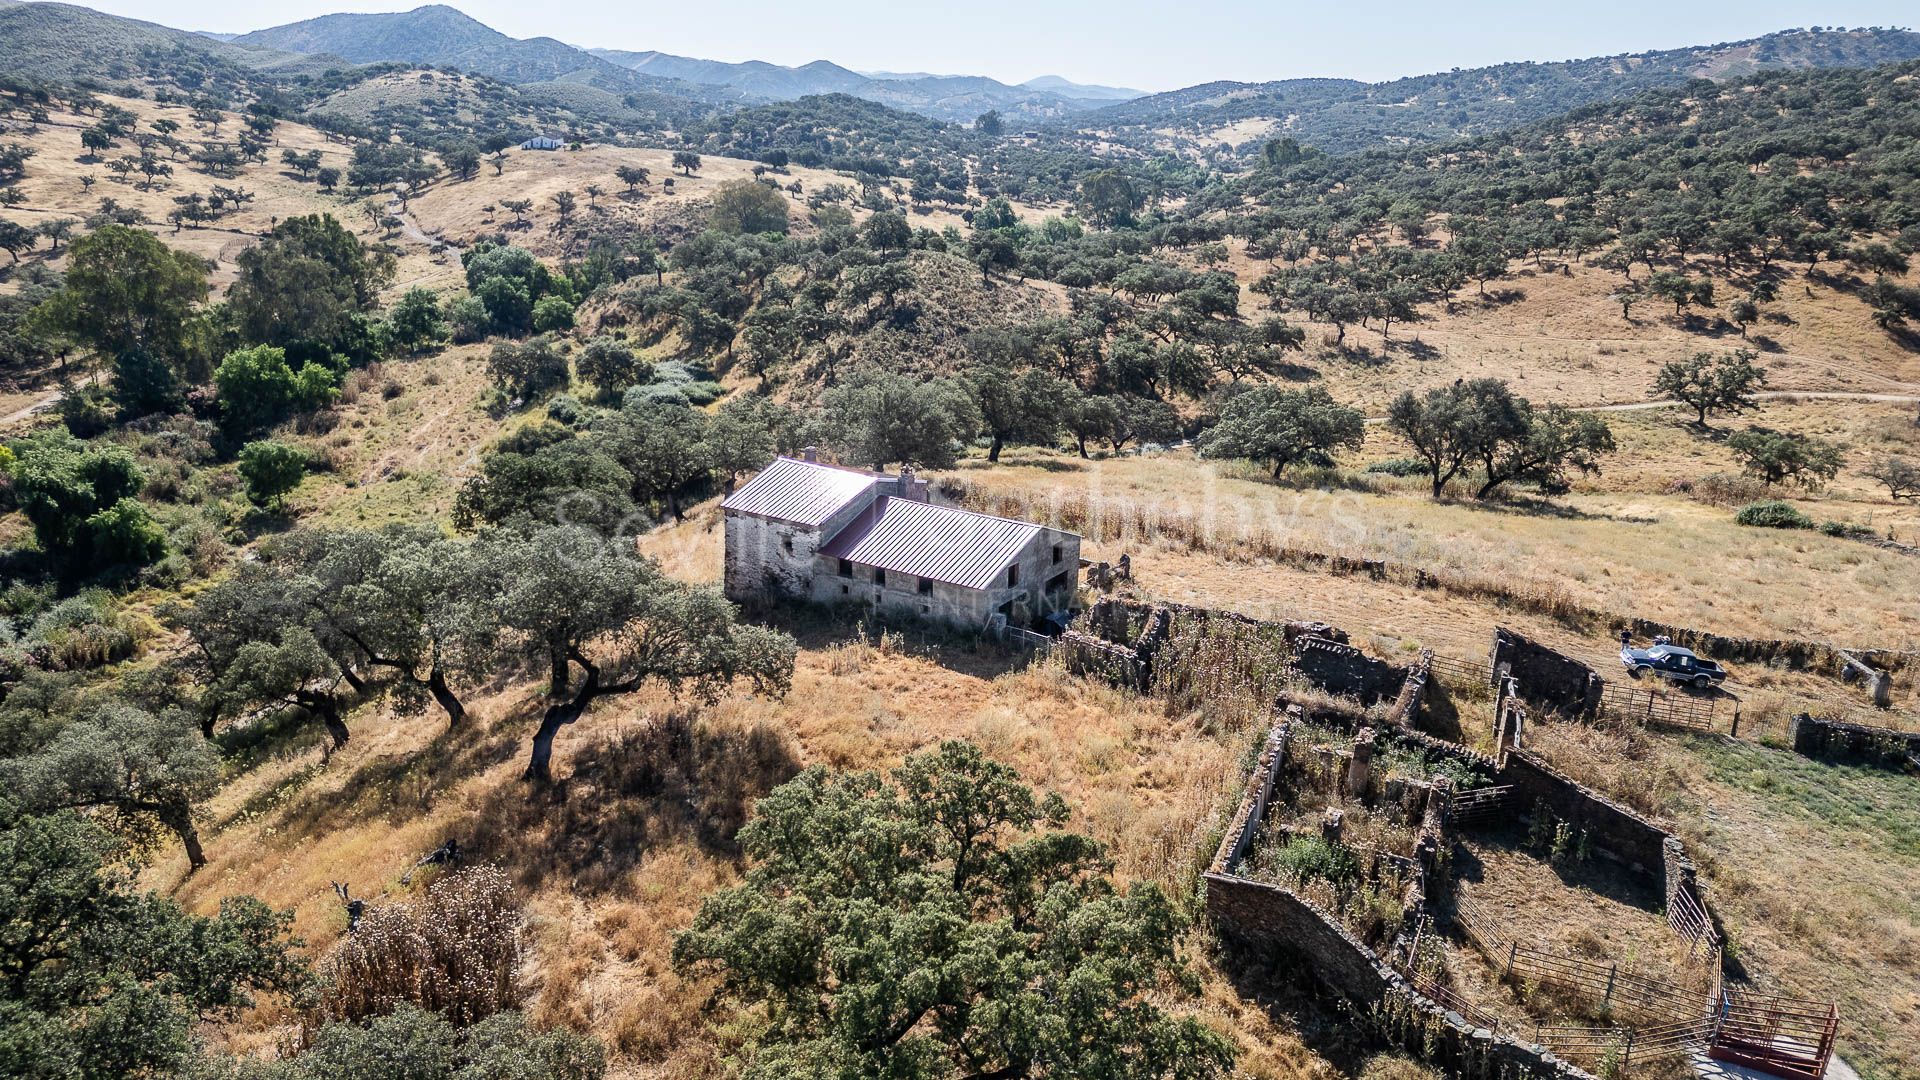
[1595,681,1718,732]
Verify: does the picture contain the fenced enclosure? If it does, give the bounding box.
[1595,681,1718,731]
[1446,897,1719,1071]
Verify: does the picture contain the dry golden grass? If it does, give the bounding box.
[1520,719,1920,1079]
[0,94,352,292]
[952,422,1920,652]
[167,606,1321,1076]
[1211,239,1920,412]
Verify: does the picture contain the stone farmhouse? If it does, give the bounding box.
[722,454,1081,628]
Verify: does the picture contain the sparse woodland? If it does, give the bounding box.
[2,9,1920,1079]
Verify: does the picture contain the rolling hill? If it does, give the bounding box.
[0,0,339,93]
[588,47,1140,125]
[231,4,738,108]
[1080,25,1920,156]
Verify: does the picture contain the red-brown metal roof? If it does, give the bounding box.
[821,496,1042,590]
[721,457,880,526]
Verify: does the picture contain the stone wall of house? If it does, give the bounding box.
[785,507,1079,631]
[723,513,822,602]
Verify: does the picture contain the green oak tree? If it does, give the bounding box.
[673,741,1235,1080]
[1197,384,1365,478]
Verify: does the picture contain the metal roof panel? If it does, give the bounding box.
[821,497,1042,590]
[722,457,879,527]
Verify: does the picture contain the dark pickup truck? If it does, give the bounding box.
[1620,644,1727,688]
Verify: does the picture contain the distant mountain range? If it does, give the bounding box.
[1079,25,1920,155]
[585,47,1140,123]
[228,5,740,106]
[4,0,1918,162]
[219,4,1139,126]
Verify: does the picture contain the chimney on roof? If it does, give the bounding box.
[897,466,929,502]
[800,445,818,463]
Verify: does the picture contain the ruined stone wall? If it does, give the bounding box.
[1207,725,1593,1080]
[1491,628,1603,717]
[1498,750,1670,875]
[1293,635,1407,704]
[1789,713,1920,769]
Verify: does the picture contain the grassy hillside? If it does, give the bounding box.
[0,0,337,94]
[6,22,1920,1080]
[1081,26,1920,157]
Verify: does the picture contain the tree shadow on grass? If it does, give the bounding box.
[1212,937,1384,1077]
[462,708,801,894]
[954,455,1086,473]
[264,712,524,844]
[1389,338,1441,362]
[1455,496,1659,525]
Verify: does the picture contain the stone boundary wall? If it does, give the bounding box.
[1789,713,1920,770]
[1621,617,1914,678]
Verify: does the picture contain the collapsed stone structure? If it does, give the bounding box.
[1061,598,1835,1078]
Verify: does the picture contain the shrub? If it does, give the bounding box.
[1734,500,1813,529]
[448,294,490,344]
[312,865,522,1031]
[545,394,585,426]
[285,1005,605,1080]
[237,440,309,509]
[1818,519,1873,539]
[1265,834,1358,886]
[27,591,136,670]
[531,294,575,334]
[1671,471,1769,507]
[485,337,568,401]
[1364,457,1427,477]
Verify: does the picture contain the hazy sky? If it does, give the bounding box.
[86,0,1920,91]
